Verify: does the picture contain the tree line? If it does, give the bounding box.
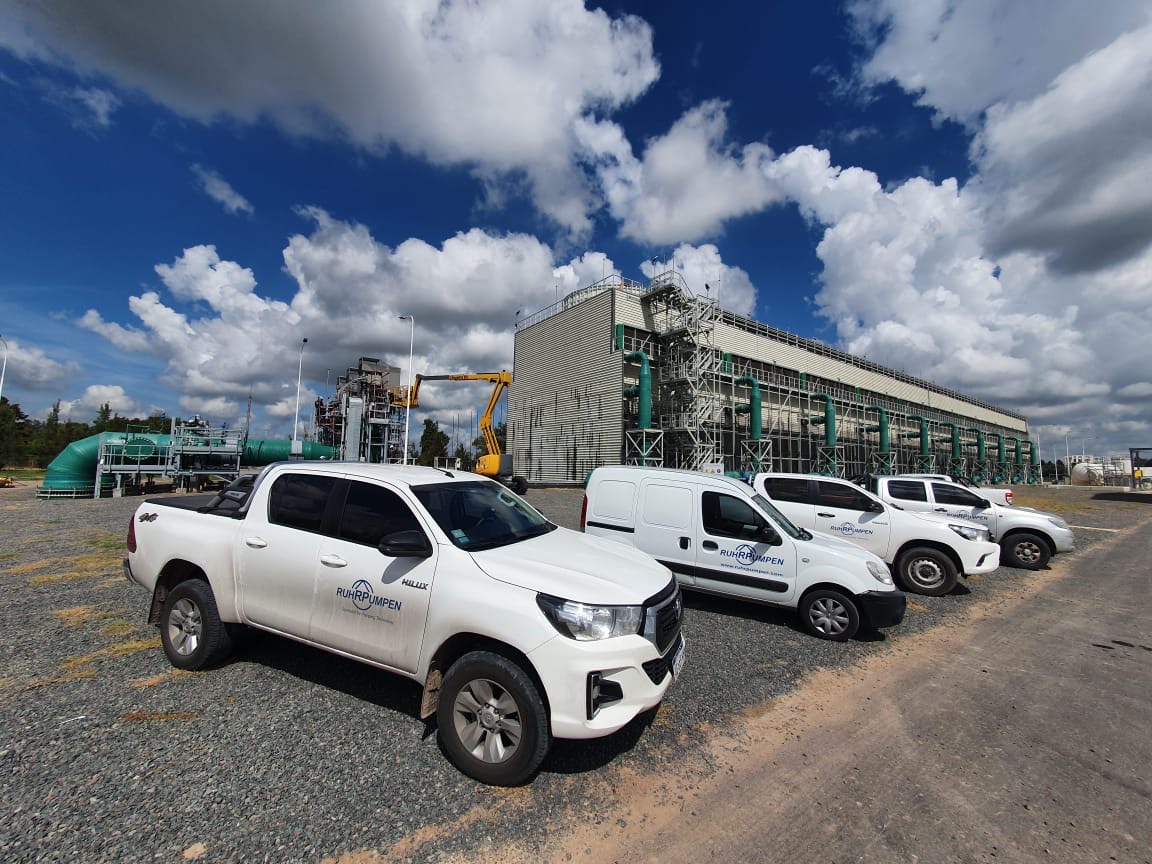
[0,398,170,469]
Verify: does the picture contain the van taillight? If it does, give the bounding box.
[126,516,137,553]
[579,495,588,531]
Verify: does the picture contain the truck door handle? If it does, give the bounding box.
[702,540,718,550]
[679,536,691,550]
[934,507,947,512]
[320,554,348,568]
[817,512,835,518]
[244,537,268,549]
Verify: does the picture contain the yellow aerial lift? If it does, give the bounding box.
[398,370,528,494]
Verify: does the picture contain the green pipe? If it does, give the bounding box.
[992,432,1005,463]
[937,423,961,459]
[734,376,762,440]
[902,415,930,455]
[623,351,652,429]
[41,433,335,495]
[964,428,986,461]
[864,406,890,454]
[805,394,836,447]
[1008,437,1021,465]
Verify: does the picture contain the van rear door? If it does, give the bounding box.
[693,489,798,604]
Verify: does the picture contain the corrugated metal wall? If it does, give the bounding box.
[508,290,624,484]
[511,284,1030,483]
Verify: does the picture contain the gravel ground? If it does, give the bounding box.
[1,481,1148,863]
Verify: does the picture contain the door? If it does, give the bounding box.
[236,472,332,636]
[757,476,817,531]
[694,490,798,604]
[811,479,893,560]
[928,482,996,531]
[637,480,697,587]
[309,479,437,674]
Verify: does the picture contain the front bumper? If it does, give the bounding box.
[857,589,906,630]
[1050,525,1076,553]
[959,540,1002,575]
[529,631,684,740]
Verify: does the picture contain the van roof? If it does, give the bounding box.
[591,465,753,492]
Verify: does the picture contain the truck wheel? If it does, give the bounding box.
[159,579,233,671]
[896,547,958,596]
[799,589,860,641]
[1003,533,1051,570]
[437,651,550,786]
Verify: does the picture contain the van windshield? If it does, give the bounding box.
[752,492,807,540]
[412,481,556,551]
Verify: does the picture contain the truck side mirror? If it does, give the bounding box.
[757,524,782,546]
[868,499,885,513]
[978,498,992,509]
[379,529,433,558]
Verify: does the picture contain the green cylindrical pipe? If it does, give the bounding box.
[908,415,930,456]
[965,428,986,461]
[864,406,890,454]
[41,433,336,495]
[1008,437,1021,465]
[624,351,652,429]
[808,394,836,447]
[735,376,762,440]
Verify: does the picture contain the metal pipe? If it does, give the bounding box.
[864,406,890,454]
[623,351,652,429]
[734,376,762,440]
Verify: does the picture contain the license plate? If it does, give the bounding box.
[671,637,686,679]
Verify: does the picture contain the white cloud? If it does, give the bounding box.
[191,165,254,216]
[0,0,659,236]
[639,243,757,318]
[0,336,79,392]
[578,102,783,245]
[35,81,119,128]
[57,384,141,420]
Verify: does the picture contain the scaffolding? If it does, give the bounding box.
[314,357,407,463]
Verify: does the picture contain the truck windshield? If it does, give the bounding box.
[412,481,556,551]
[751,492,807,540]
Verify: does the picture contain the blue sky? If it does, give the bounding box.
[1,1,1150,461]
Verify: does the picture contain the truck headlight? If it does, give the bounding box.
[949,523,991,542]
[1048,516,1069,530]
[867,560,893,585]
[537,594,643,641]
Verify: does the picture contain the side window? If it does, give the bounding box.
[887,480,928,502]
[338,481,423,547]
[932,483,984,506]
[702,491,764,540]
[267,474,336,533]
[815,481,874,512]
[763,477,811,503]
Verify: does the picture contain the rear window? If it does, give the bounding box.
[267,474,336,533]
[887,480,928,502]
[762,477,810,503]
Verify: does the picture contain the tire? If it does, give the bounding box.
[1002,533,1051,570]
[159,579,234,671]
[437,651,550,786]
[896,546,959,596]
[799,589,860,641]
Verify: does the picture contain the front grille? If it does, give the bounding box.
[642,577,684,655]
[642,633,683,684]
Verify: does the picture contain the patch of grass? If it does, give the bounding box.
[89,533,125,553]
[29,551,121,584]
[22,669,98,690]
[100,620,138,637]
[53,605,127,627]
[906,600,928,613]
[60,637,160,671]
[0,676,16,689]
[130,668,197,689]
[122,710,201,722]
[1,557,70,577]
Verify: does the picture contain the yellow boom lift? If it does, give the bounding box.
[402,371,528,494]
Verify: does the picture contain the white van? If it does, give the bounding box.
[582,466,905,641]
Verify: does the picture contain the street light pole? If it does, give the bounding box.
[0,334,8,408]
[399,315,414,465]
[292,337,308,457]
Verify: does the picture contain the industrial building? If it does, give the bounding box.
[313,356,408,462]
[509,271,1038,485]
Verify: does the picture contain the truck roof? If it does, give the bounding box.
[260,460,479,487]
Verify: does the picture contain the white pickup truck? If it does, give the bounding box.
[897,474,1014,506]
[124,462,685,786]
[752,472,1000,596]
[861,475,1074,570]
